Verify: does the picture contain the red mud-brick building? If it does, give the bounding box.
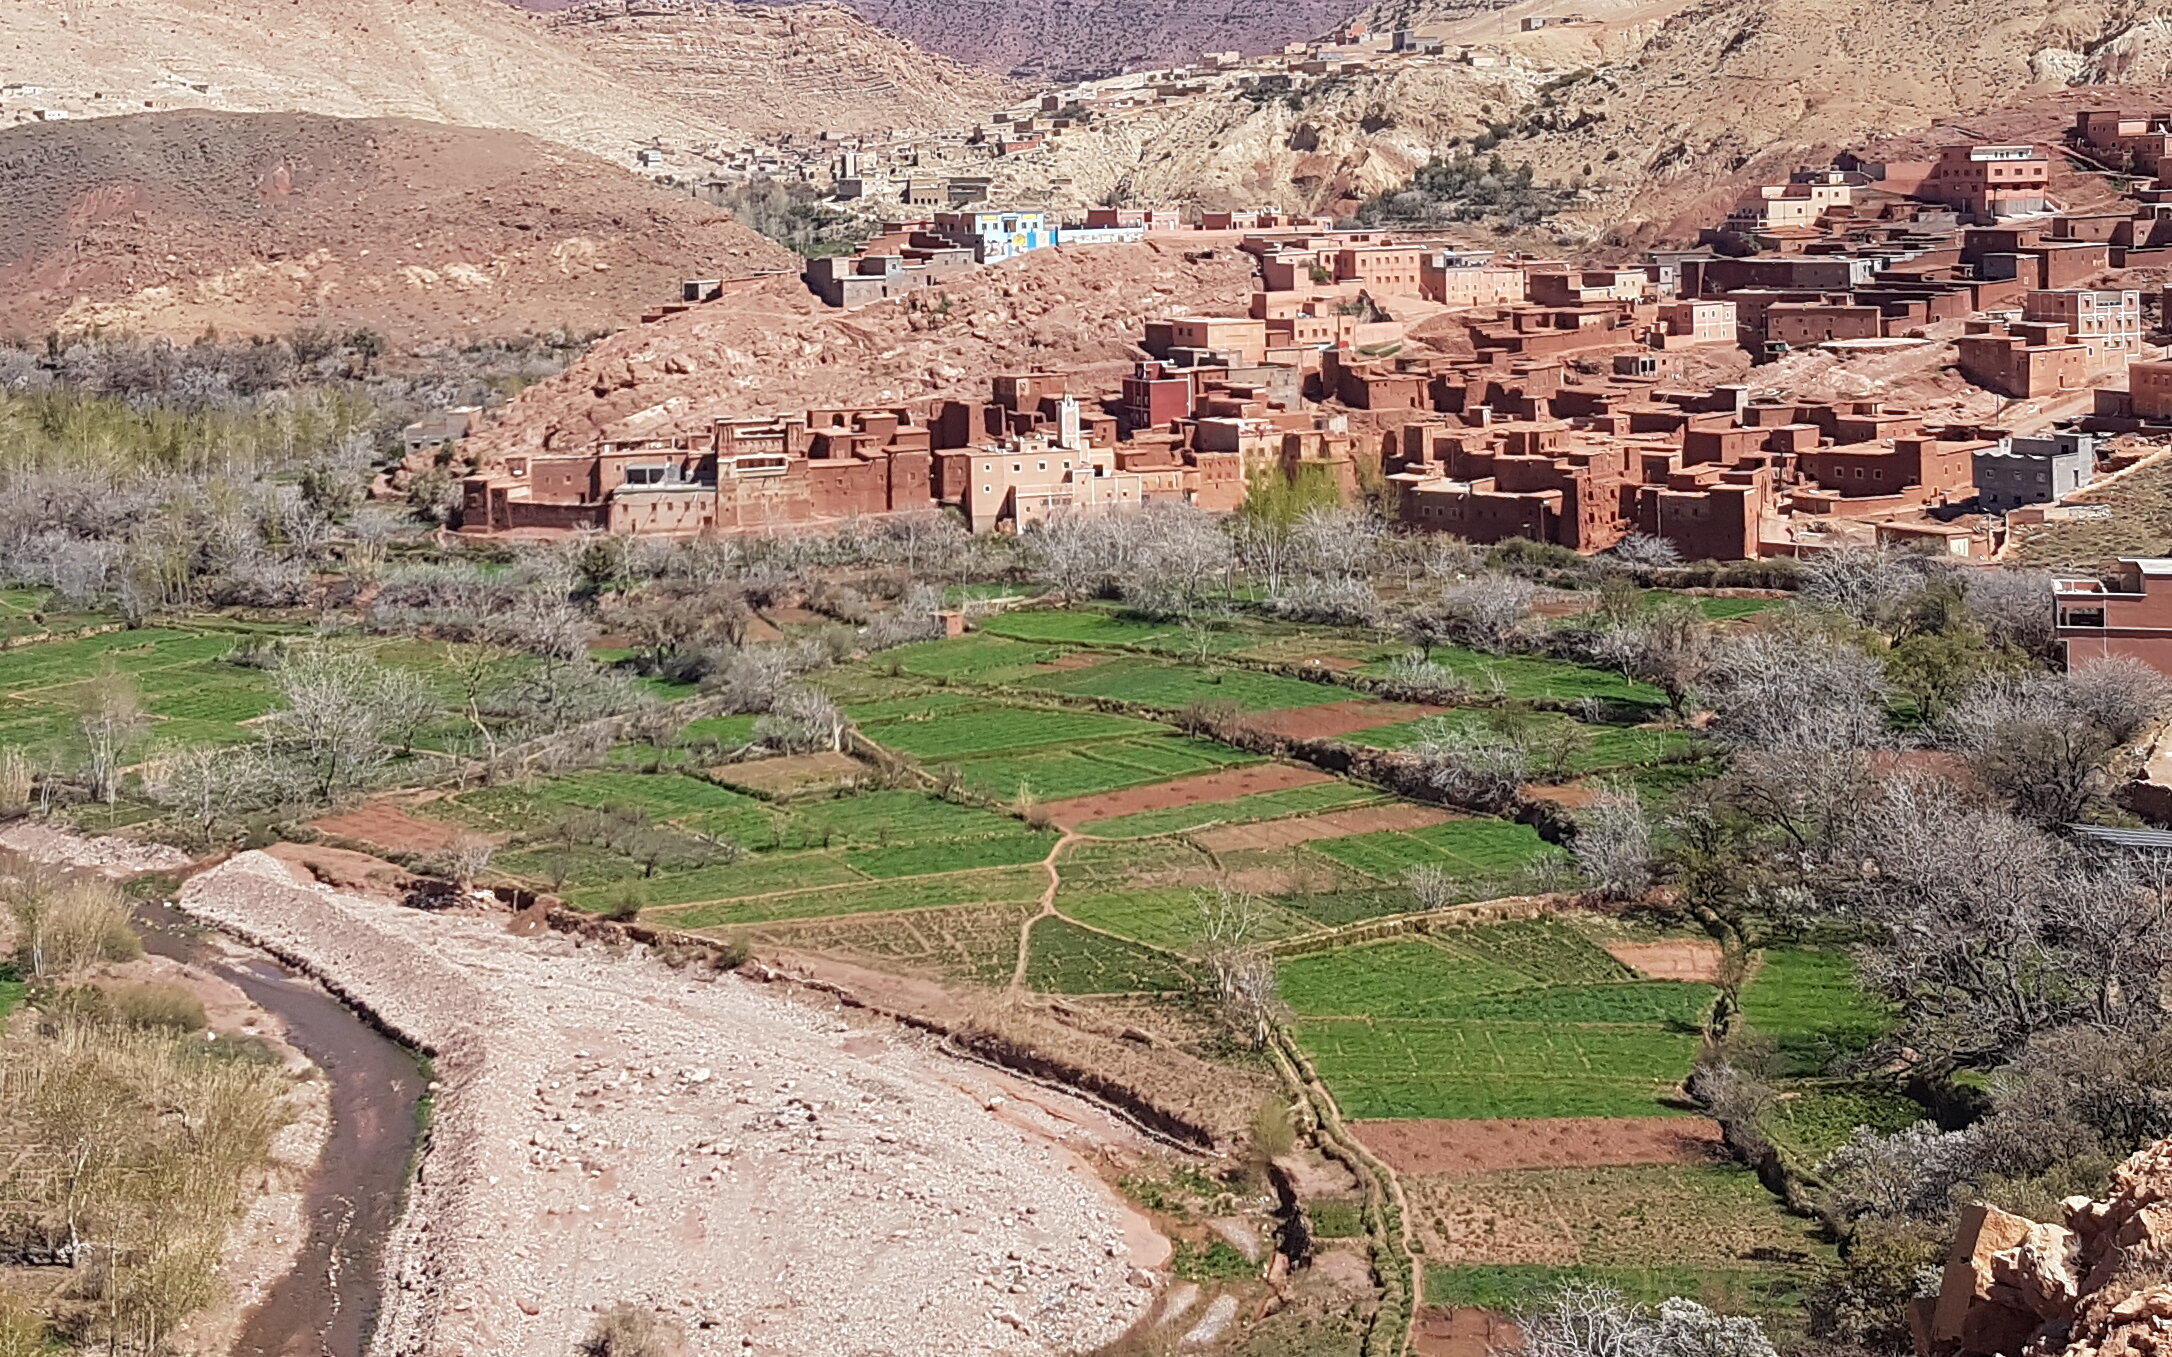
[2056,559,2172,673]
[1919,144,2052,220]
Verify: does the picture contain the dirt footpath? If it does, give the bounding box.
[177,852,1165,1357]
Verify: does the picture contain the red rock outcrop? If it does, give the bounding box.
[1921,1141,2172,1357]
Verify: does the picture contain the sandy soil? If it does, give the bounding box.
[312,799,471,856]
[1353,1117,1727,1177]
[1243,700,1446,742]
[1196,803,1454,852]
[176,852,1170,1357]
[0,822,191,874]
[1045,764,1331,828]
[1602,939,1725,983]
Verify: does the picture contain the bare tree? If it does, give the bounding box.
[1609,533,1681,573]
[1573,786,1653,902]
[1800,546,1932,639]
[1289,505,1386,581]
[1700,630,1892,752]
[1963,567,2059,659]
[754,685,844,753]
[1590,598,1711,717]
[1438,575,1536,654]
[1195,885,1283,1047]
[1120,507,1234,621]
[1407,718,1534,811]
[259,650,441,803]
[77,669,148,804]
[1944,659,2172,825]
[1516,1283,1777,1357]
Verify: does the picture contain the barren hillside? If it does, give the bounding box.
[0,112,797,345]
[0,0,736,165]
[513,0,1362,79]
[463,237,1263,458]
[543,1,1019,136]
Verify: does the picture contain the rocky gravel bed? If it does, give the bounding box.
[178,852,1164,1356]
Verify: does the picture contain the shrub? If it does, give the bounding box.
[605,884,647,924]
[1378,651,1468,704]
[52,981,209,1033]
[6,874,142,981]
[583,1304,689,1357]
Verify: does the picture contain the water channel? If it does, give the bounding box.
[134,901,426,1357]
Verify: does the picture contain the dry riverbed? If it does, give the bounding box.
[178,851,1170,1356]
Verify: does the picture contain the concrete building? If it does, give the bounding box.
[1974,430,2098,512]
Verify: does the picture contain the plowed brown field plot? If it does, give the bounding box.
[311,799,467,854]
[711,751,863,794]
[1415,1307,1521,1357]
[1245,699,1446,741]
[1357,1116,1728,1177]
[1197,802,1453,851]
[1604,939,1726,983]
[1043,763,1330,827]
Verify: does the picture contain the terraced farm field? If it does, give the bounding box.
[1282,920,1714,1120]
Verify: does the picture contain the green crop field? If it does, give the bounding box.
[1081,780,1381,837]
[1307,818,1556,884]
[1761,1083,1927,1164]
[0,964,22,1021]
[1059,885,1316,953]
[845,831,1055,878]
[1283,920,1711,1119]
[1024,917,1195,994]
[1738,949,1891,1077]
[661,864,1048,928]
[1425,1264,1803,1318]
[1298,1019,1704,1119]
[1015,655,1348,711]
[939,735,1262,802]
[862,704,1166,759]
[1361,647,1664,707]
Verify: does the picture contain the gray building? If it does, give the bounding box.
[1974,430,2098,512]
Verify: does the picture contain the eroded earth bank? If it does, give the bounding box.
[176,851,1171,1356]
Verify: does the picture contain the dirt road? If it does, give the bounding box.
[178,852,1167,1356]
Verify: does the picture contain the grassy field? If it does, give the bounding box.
[1760,1083,1926,1164]
[1738,949,1891,1077]
[1025,917,1196,994]
[1306,818,1558,886]
[1284,921,1713,1119]
[0,963,22,1021]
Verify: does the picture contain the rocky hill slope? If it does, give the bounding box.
[511,0,1362,79]
[1012,0,2172,236]
[0,112,796,344]
[462,237,1262,458]
[541,0,1018,136]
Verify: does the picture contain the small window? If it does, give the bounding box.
[1038,461,1048,472]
